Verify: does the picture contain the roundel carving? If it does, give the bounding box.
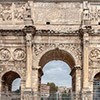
[0,48,11,61]
[89,49,100,61]
[13,49,26,61]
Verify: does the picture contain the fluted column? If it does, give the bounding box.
[26,33,33,88]
[24,26,36,89]
[83,32,89,89]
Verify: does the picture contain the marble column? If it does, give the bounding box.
[24,26,36,89]
[23,26,36,100]
[83,32,89,90]
[25,33,33,89]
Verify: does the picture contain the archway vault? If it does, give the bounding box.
[39,48,75,70]
[1,71,21,91]
[2,71,20,85]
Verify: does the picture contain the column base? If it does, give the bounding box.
[22,88,33,100]
[21,88,40,100]
[81,88,92,100]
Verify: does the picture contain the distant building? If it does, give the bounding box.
[58,86,72,94]
[40,84,50,98]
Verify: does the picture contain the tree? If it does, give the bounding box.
[47,82,58,94]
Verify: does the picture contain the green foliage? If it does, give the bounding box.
[62,93,71,100]
[47,82,58,94]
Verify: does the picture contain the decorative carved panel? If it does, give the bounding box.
[14,3,26,21]
[90,3,100,24]
[33,43,81,65]
[0,3,12,21]
[0,48,11,61]
[89,49,100,62]
[13,49,26,61]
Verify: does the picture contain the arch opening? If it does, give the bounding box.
[93,72,100,100]
[38,49,75,97]
[12,78,21,92]
[41,60,72,87]
[1,71,21,93]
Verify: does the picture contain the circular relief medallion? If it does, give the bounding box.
[89,49,100,61]
[13,49,26,61]
[0,48,11,61]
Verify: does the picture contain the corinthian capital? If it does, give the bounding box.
[23,26,36,46]
[23,26,36,35]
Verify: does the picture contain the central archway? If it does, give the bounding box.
[42,60,72,88]
[38,48,76,94]
[39,48,75,69]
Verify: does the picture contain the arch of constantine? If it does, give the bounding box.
[0,0,100,100]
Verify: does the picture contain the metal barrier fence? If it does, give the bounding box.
[0,92,20,100]
[0,92,100,100]
[40,92,100,100]
[40,93,83,100]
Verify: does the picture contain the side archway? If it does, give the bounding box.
[93,72,100,100]
[1,71,21,92]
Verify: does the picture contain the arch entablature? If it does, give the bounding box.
[33,43,82,69]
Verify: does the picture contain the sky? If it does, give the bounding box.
[12,78,21,91]
[12,60,72,91]
[41,60,72,87]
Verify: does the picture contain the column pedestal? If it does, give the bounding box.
[22,88,33,100]
[32,67,41,100]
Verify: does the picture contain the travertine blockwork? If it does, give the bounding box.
[0,1,100,100]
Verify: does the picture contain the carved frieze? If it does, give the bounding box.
[33,43,56,56]
[59,43,82,61]
[0,48,11,61]
[33,43,81,65]
[13,49,26,61]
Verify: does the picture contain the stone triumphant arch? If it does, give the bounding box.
[0,0,100,100]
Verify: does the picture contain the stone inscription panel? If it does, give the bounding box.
[33,3,82,24]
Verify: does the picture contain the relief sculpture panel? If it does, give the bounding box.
[13,49,26,61]
[89,48,100,62]
[0,48,11,61]
[0,3,12,21]
[14,3,26,21]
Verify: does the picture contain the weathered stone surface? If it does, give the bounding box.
[0,0,100,100]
